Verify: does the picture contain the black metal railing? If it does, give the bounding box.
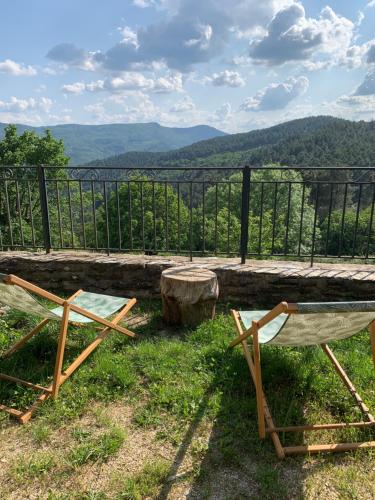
[0,165,374,265]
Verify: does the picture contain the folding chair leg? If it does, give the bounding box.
[252,321,266,439]
[2,318,50,358]
[321,343,375,423]
[370,321,375,369]
[231,311,282,454]
[58,297,137,385]
[51,302,70,399]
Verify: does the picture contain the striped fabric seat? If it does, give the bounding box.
[239,302,375,346]
[0,273,129,323]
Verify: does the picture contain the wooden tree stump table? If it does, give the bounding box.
[161,266,219,327]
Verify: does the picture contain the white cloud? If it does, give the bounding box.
[170,97,195,112]
[354,70,375,96]
[87,0,295,72]
[61,71,183,95]
[215,102,232,120]
[249,3,355,67]
[34,84,47,93]
[61,82,86,94]
[241,75,309,111]
[0,96,53,113]
[46,43,98,71]
[207,70,245,87]
[184,23,213,50]
[0,59,37,76]
[322,94,375,121]
[119,26,139,48]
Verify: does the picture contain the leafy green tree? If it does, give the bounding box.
[0,124,69,166]
[202,168,319,255]
[97,177,190,252]
[0,125,69,248]
[320,206,374,257]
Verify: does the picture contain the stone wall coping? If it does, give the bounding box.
[1,251,375,281]
[1,251,375,306]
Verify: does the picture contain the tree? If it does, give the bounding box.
[320,206,374,257]
[97,177,190,252]
[0,125,69,248]
[201,168,319,256]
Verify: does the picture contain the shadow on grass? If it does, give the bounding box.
[0,300,374,498]
[155,344,309,499]
[157,329,375,499]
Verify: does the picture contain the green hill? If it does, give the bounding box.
[0,122,226,165]
[90,116,375,169]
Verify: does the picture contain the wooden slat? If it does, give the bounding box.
[241,341,285,459]
[257,302,289,327]
[51,302,70,399]
[284,441,375,455]
[0,404,23,418]
[370,321,375,368]
[5,274,64,305]
[2,318,50,358]
[268,421,375,433]
[67,302,135,337]
[60,298,137,383]
[229,302,288,347]
[0,373,50,393]
[231,311,285,459]
[321,343,375,422]
[19,391,51,424]
[252,322,266,439]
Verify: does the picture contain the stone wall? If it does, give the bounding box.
[1,252,375,307]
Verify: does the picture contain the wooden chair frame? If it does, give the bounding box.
[230,302,375,459]
[0,275,137,423]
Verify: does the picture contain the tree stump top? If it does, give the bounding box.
[160,266,219,305]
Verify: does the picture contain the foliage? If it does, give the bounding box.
[96,177,190,251]
[320,206,374,257]
[90,116,375,172]
[200,169,318,255]
[0,122,225,165]
[0,125,69,248]
[0,124,69,167]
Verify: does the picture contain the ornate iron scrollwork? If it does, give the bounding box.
[69,167,101,181]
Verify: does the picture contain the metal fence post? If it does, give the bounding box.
[37,165,52,253]
[240,165,251,264]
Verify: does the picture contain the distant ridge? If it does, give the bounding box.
[89,116,375,169]
[0,122,226,165]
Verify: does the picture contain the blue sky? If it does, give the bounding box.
[0,0,374,132]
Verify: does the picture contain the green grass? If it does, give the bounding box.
[116,460,170,499]
[12,452,56,480]
[68,427,126,467]
[0,299,374,498]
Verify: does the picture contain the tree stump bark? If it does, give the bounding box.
[161,266,219,327]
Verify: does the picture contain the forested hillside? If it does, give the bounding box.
[0,122,226,165]
[91,116,375,169]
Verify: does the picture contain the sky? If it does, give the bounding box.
[0,0,375,133]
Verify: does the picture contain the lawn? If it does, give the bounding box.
[0,299,374,499]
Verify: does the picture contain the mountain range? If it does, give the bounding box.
[0,122,226,165]
[89,116,375,169]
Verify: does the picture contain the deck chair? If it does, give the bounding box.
[0,273,137,423]
[230,301,375,459]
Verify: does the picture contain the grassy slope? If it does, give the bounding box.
[0,122,226,165]
[0,299,374,498]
